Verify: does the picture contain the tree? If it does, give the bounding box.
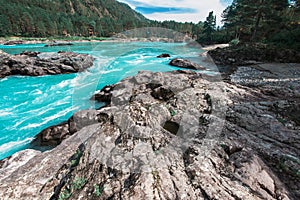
[203,11,216,44]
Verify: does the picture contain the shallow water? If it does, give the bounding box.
[0,41,215,159]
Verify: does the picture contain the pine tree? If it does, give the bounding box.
[203,11,216,44]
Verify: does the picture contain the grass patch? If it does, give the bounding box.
[58,189,71,200]
[72,177,87,190]
[94,184,104,197]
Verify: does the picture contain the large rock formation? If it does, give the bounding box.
[0,51,94,78]
[0,65,299,199]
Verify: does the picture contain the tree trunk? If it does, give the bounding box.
[251,11,262,41]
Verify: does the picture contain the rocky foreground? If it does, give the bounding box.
[0,50,94,78]
[0,60,299,199]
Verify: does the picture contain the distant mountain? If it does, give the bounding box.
[0,0,150,37]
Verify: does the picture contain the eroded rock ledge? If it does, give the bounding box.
[208,43,300,66]
[0,68,299,200]
[0,50,94,78]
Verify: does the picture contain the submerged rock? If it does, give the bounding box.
[169,58,205,70]
[0,51,94,78]
[157,53,170,58]
[44,42,73,47]
[1,68,299,199]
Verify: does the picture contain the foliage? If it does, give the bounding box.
[72,177,87,190]
[58,189,72,200]
[94,184,104,197]
[203,11,216,44]
[0,0,149,37]
[222,0,300,50]
[229,38,240,46]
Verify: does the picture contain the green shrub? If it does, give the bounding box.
[229,38,240,46]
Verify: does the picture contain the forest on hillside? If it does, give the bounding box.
[0,0,149,37]
[0,0,299,50]
[0,0,196,38]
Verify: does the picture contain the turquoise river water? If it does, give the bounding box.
[0,41,215,160]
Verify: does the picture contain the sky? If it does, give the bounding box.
[117,0,233,26]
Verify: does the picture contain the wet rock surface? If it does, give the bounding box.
[90,85,115,105]
[1,66,300,199]
[0,51,94,78]
[157,53,170,58]
[44,42,73,47]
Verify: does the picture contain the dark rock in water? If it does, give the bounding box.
[91,85,115,104]
[0,51,94,78]
[0,50,11,78]
[44,42,73,47]
[31,122,70,147]
[169,58,205,70]
[31,110,110,147]
[3,40,23,45]
[157,53,170,58]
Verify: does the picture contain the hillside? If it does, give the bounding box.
[0,0,150,37]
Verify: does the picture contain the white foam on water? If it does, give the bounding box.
[0,77,8,82]
[20,106,78,130]
[0,137,33,155]
[98,68,123,74]
[125,59,144,65]
[13,91,28,95]
[57,80,71,88]
[0,111,13,117]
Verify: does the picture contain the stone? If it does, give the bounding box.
[44,42,73,47]
[91,85,115,104]
[0,51,94,78]
[169,58,205,70]
[157,53,170,58]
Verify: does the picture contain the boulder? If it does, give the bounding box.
[44,42,73,47]
[90,85,115,104]
[0,51,94,78]
[157,53,170,58]
[3,40,23,45]
[31,109,110,147]
[169,58,205,70]
[31,122,70,147]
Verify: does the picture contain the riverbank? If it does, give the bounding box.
[0,36,110,45]
[0,60,299,199]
